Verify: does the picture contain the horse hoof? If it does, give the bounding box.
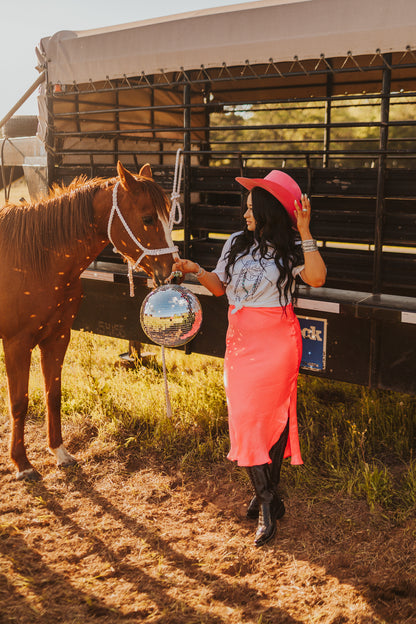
[58,457,78,469]
[16,468,41,481]
[49,444,77,467]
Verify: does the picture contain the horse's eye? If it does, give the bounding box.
[142,215,154,226]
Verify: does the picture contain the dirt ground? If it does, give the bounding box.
[1,418,415,624]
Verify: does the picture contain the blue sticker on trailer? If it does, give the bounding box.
[297,316,327,371]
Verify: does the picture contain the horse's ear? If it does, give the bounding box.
[117,161,137,191]
[139,163,153,179]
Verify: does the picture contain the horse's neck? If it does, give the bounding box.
[80,237,109,270]
[92,185,113,235]
[51,236,107,282]
[59,188,111,278]
[83,185,114,259]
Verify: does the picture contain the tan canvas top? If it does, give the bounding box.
[38,0,416,86]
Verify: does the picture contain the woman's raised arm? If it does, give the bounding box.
[294,195,327,288]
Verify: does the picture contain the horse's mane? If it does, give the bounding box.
[0,173,170,276]
[0,176,102,276]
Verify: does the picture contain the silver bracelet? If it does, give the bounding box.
[301,238,318,253]
[195,264,206,278]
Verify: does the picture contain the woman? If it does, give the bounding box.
[171,170,326,547]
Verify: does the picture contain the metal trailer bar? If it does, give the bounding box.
[370,54,392,386]
[49,146,416,156]
[50,120,416,138]
[183,80,192,260]
[0,72,46,132]
[50,90,416,118]
[50,94,416,119]
[374,54,392,293]
[323,65,333,168]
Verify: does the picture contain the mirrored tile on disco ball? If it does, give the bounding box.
[140,285,202,347]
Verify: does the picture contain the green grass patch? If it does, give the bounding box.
[2,330,414,519]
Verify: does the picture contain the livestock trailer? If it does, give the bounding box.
[2,0,416,393]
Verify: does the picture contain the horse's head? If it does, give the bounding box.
[110,162,179,286]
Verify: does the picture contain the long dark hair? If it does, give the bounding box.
[224,187,301,306]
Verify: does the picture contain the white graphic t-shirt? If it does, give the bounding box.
[213,232,304,312]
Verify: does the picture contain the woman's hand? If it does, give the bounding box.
[171,259,200,275]
[294,194,311,236]
[165,258,198,284]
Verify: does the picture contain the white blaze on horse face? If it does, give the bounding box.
[49,444,76,466]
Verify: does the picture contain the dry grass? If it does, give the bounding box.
[1,431,415,624]
[0,331,415,623]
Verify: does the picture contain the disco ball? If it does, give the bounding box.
[140,284,203,348]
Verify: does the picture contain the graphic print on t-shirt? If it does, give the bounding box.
[233,255,275,306]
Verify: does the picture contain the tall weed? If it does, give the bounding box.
[294,375,415,515]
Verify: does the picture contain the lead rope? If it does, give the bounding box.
[169,148,183,230]
[161,346,173,418]
[161,148,184,417]
[107,153,184,418]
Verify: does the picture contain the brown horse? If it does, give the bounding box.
[0,161,178,480]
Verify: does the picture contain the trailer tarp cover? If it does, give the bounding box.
[38,0,416,86]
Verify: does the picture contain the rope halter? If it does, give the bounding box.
[107,153,183,296]
[169,148,183,231]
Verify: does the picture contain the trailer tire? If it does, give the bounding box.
[1,115,38,138]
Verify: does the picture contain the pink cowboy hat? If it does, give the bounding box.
[235,170,302,225]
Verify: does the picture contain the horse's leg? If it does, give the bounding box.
[39,328,77,467]
[3,338,38,480]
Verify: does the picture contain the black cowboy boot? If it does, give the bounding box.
[246,420,289,520]
[246,494,261,520]
[246,491,285,521]
[246,464,277,547]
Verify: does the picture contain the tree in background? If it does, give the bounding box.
[209,97,416,169]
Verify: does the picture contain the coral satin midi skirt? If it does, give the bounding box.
[224,305,303,467]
